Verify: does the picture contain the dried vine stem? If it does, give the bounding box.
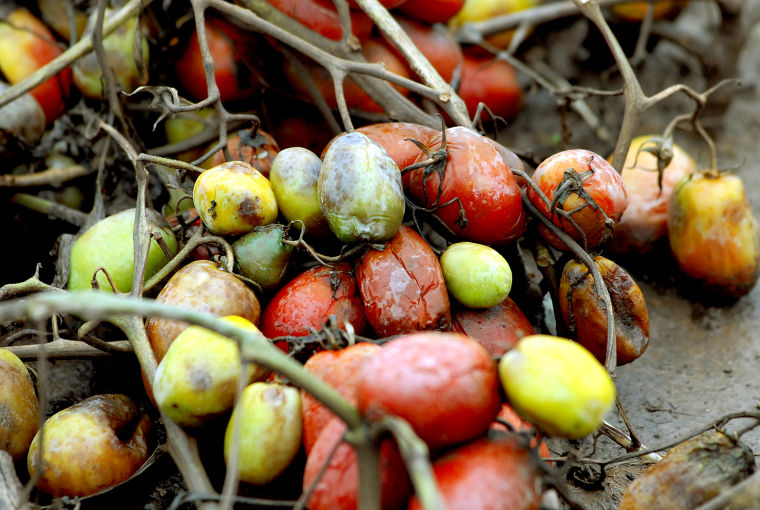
[0,165,92,188]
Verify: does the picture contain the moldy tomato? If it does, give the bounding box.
[209,128,280,177]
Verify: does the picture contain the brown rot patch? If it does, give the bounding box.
[238,196,263,224]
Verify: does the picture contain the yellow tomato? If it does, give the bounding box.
[449,0,540,49]
[610,1,687,22]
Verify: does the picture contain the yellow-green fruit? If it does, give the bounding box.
[449,0,539,48]
[225,382,302,485]
[193,161,278,236]
[68,208,177,292]
[269,147,328,237]
[440,242,512,308]
[0,348,39,460]
[498,335,615,439]
[153,316,270,427]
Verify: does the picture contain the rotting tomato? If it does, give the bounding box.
[558,256,650,366]
[491,403,551,460]
[399,0,466,24]
[407,434,542,510]
[259,262,367,342]
[301,343,380,454]
[527,148,629,251]
[408,126,526,245]
[450,297,534,357]
[356,225,451,337]
[208,127,280,177]
[357,331,501,450]
[267,0,374,42]
[458,51,523,120]
[303,417,411,510]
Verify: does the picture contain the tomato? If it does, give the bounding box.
[408,126,526,245]
[458,52,523,120]
[270,113,335,155]
[259,263,367,341]
[451,297,534,357]
[0,7,72,123]
[356,226,451,337]
[491,403,550,460]
[610,1,687,21]
[449,0,540,50]
[559,256,649,366]
[165,208,221,261]
[355,122,436,170]
[303,417,411,510]
[527,149,629,251]
[267,0,374,42]
[399,0,466,24]
[208,128,280,177]
[608,136,698,254]
[407,435,542,510]
[301,343,380,454]
[357,332,501,450]
[382,16,463,83]
[175,17,260,102]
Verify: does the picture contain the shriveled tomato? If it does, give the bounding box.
[175,17,260,102]
[408,126,526,245]
[399,0,466,24]
[458,52,523,120]
[208,127,280,177]
[301,343,380,454]
[527,149,629,251]
[559,256,649,366]
[491,403,550,459]
[259,263,367,341]
[407,435,542,510]
[267,0,374,42]
[450,297,534,357]
[303,417,411,510]
[356,226,450,337]
[357,332,501,450]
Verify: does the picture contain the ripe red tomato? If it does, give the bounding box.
[491,403,551,460]
[355,122,438,172]
[356,226,451,337]
[399,0,466,23]
[267,0,374,42]
[458,52,523,120]
[303,417,411,510]
[527,149,629,251]
[260,262,367,341]
[175,17,260,102]
[209,128,280,177]
[357,332,501,450]
[301,343,380,454]
[450,297,534,357]
[408,126,526,245]
[407,435,542,510]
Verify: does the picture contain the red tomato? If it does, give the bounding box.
[382,16,463,83]
[450,297,534,357]
[356,122,438,172]
[356,226,451,337]
[209,128,280,177]
[357,332,501,450]
[458,52,523,120]
[407,435,542,510]
[527,149,629,251]
[270,113,336,155]
[267,0,374,42]
[491,403,551,460]
[408,126,526,245]
[347,0,408,8]
[0,8,72,123]
[175,17,260,102]
[303,417,411,510]
[301,343,380,454]
[399,0,466,23]
[260,263,367,341]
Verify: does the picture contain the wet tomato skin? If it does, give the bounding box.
[450,297,534,357]
[527,149,629,251]
[356,225,451,337]
[408,126,526,245]
[259,262,367,340]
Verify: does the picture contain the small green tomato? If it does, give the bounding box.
[440,242,512,308]
[498,335,615,439]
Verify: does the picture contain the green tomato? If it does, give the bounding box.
[498,335,615,439]
[68,208,177,292]
[440,242,512,308]
[269,147,328,237]
[233,224,294,290]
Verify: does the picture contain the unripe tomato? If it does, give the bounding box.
[208,128,280,177]
[193,161,278,236]
[449,0,540,49]
[610,1,687,22]
[356,226,451,337]
[233,224,294,290]
[408,126,526,245]
[458,52,523,120]
[268,0,374,42]
[357,332,501,450]
[668,170,760,300]
[260,262,367,339]
[440,241,512,309]
[559,256,649,365]
[301,343,380,454]
[527,149,629,251]
[499,335,615,439]
[400,0,466,24]
[451,297,534,357]
[608,135,698,254]
[0,348,39,461]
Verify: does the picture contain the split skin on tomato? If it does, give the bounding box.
[408,126,526,245]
